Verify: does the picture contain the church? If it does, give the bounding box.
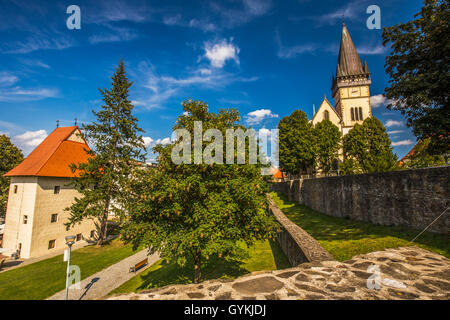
[312,22,373,136]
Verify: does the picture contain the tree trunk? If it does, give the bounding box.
[193,253,202,283]
[97,198,110,246]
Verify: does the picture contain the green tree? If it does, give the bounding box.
[401,138,446,169]
[66,60,145,245]
[343,117,397,173]
[382,0,449,155]
[314,120,341,175]
[0,135,24,218]
[278,110,317,176]
[121,99,277,283]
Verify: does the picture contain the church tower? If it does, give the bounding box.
[332,22,372,136]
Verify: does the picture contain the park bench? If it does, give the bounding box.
[129,258,148,273]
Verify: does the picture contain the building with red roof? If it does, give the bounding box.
[2,127,97,259]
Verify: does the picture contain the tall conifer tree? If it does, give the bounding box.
[66,60,145,245]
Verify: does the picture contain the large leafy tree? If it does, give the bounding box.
[278,110,317,176]
[382,0,449,155]
[314,120,341,175]
[122,99,277,283]
[66,60,145,245]
[0,135,23,218]
[343,117,397,173]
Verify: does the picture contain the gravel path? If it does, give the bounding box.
[47,249,160,300]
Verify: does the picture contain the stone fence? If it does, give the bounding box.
[271,166,450,234]
[267,196,334,266]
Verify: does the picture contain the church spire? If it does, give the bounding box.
[336,23,365,77]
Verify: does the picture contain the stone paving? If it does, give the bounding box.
[48,248,159,300]
[108,246,450,300]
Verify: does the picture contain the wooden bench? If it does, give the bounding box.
[129,258,148,273]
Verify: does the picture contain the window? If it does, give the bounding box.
[14,185,18,194]
[90,230,95,238]
[324,110,329,121]
[76,233,82,242]
[351,108,355,121]
[359,107,363,121]
[48,240,56,249]
[23,215,28,224]
[54,186,60,194]
[51,214,58,223]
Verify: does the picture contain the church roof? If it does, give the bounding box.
[4,126,91,178]
[336,23,365,77]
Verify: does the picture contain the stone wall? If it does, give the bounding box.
[108,246,450,300]
[271,167,450,234]
[268,196,334,266]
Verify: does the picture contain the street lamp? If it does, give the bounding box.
[65,235,76,300]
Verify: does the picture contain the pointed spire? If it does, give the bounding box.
[336,23,364,77]
[364,59,370,74]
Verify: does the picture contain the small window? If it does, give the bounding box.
[23,215,28,224]
[54,186,60,194]
[51,214,58,223]
[359,107,363,121]
[351,108,355,121]
[14,185,18,194]
[48,240,56,249]
[76,233,82,242]
[324,110,329,121]
[90,230,95,238]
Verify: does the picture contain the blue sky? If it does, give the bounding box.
[0,0,424,160]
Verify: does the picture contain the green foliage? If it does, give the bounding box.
[382,0,450,155]
[343,117,397,173]
[66,60,145,245]
[121,99,278,283]
[314,120,341,175]
[0,135,24,217]
[401,138,446,169]
[278,110,317,176]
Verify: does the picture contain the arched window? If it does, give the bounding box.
[351,108,355,121]
[359,107,363,121]
[324,110,329,120]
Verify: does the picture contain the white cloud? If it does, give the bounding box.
[357,44,387,55]
[2,35,75,54]
[246,109,279,125]
[370,94,394,108]
[242,0,272,16]
[385,120,405,128]
[275,30,318,58]
[135,61,257,110]
[13,129,47,154]
[0,72,19,86]
[143,136,171,146]
[387,130,405,135]
[204,39,240,68]
[0,87,59,102]
[392,139,414,147]
[89,26,139,44]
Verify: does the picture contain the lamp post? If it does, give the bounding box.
[65,235,76,300]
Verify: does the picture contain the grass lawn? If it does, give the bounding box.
[0,239,138,300]
[270,191,450,261]
[111,239,290,295]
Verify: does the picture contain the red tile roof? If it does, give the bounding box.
[4,126,91,178]
[273,169,286,179]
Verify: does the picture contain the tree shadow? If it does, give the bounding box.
[268,239,291,269]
